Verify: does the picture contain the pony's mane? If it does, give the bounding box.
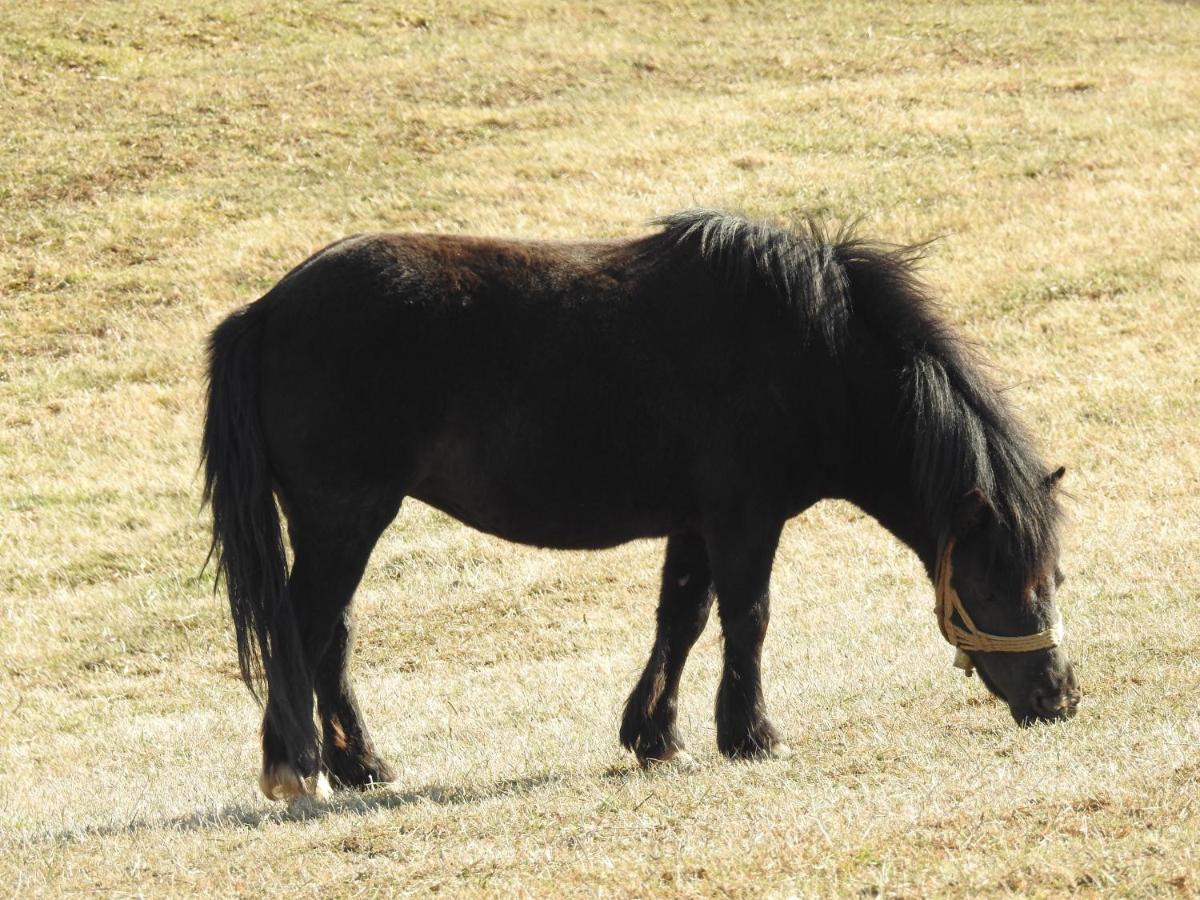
[649,209,855,350]
[647,209,1061,577]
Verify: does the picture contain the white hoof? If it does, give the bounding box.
[308,771,332,801]
[640,746,697,770]
[666,749,699,770]
[770,742,794,760]
[259,763,306,802]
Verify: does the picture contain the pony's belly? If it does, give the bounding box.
[408,414,692,549]
[410,475,683,550]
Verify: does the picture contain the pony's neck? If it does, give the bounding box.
[831,352,954,580]
[839,448,942,580]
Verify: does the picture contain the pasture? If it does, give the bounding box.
[1,1,1198,895]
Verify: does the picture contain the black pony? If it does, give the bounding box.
[202,210,1079,800]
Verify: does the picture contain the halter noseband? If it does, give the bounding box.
[934,538,1064,676]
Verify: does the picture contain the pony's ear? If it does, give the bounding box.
[955,487,993,532]
[1045,465,1067,488]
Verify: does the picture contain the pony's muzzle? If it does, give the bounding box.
[1021,660,1081,723]
[1030,685,1081,720]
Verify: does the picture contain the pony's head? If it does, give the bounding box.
[939,468,1079,723]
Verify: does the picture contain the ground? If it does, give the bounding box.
[1,1,1198,896]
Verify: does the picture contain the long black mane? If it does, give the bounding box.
[646,210,1061,578]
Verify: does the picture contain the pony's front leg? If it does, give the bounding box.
[620,533,715,765]
[707,516,791,759]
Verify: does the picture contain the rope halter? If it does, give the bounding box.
[934,538,1065,676]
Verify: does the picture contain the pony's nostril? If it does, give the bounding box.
[1032,689,1069,717]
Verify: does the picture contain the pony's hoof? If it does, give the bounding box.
[260,764,328,802]
[718,725,790,760]
[639,746,697,770]
[663,749,699,770]
[325,756,396,791]
[285,772,334,812]
[309,771,333,801]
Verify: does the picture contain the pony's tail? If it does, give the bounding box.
[201,300,311,762]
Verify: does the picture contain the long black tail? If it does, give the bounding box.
[201,301,311,760]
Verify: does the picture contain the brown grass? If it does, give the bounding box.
[1,1,1198,896]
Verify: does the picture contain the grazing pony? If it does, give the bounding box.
[202,210,1078,800]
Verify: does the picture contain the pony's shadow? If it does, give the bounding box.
[43,763,652,846]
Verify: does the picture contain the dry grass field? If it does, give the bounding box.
[2,1,1198,895]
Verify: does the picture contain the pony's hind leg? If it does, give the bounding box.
[620,533,714,765]
[259,503,393,801]
[706,516,790,759]
[315,610,395,789]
